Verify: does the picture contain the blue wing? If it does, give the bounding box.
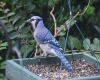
[35,26,62,49]
[44,37,61,48]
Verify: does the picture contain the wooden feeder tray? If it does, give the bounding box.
[6,52,100,80]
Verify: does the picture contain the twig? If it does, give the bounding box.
[55,11,80,37]
[31,30,38,57]
[55,0,90,37]
[35,44,38,57]
[94,25,100,34]
[65,49,100,54]
[78,0,90,16]
[50,7,57,37]
[0,21,13,59]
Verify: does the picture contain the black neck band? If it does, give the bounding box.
[35,19,41,27]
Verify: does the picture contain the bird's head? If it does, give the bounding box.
[26,16,43,30]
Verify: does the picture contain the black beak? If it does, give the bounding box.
[24,19,31,26]
[24,19,34,31]
[25,19,31,23]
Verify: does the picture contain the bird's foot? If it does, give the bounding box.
[41,52,48,58]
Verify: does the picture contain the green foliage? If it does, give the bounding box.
[59,37,65,49]
[0,0,36,58]
[69,36,82,49]
[20,44,34,58]
[85,5,95,15]
[48,0,61,7]
[0,62,5,80]
[83,38,91,50]
[91,38,100,51]
[0,61,5,69]
[83,38,100,51]
[0,73,5,80]
[0,41,8,51]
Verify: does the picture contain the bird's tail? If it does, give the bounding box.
[54,49,73,72]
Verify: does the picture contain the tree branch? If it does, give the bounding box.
[50,7,57,37]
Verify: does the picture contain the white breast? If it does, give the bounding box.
[39,43,58,57]
[39,44,51,53]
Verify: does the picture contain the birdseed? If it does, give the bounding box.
[25,59,100,80]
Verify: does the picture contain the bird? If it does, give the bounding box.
[26,16,73,72]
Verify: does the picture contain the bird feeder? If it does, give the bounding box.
[6,52,100,80]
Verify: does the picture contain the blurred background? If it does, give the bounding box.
[0,0,100,79]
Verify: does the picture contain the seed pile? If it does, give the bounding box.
[25,59,100,80]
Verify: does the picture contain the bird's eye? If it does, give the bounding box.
[30,19,35,22]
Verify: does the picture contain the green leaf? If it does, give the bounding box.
[18,33,30,38]
[48,0,61,7]
[0,73,4,80]
[21,44,34,58]
[0,56,2,60]
[9,32,30,39]
[0,19,8,24]
[83,38,91,50]
[0,16,7,19]
[92,38,100,51]
[59,37,65,49]
[9,32,19,39]
[25,3,35,11]
[12,17,20,25]
[18,22,26,30]
[0,47,7,50]
[6,27,14,32]
[0,61,5,69]
[68,36,74,49]
[90,44,95,51]
[0,42,8,47]
[7,12,15,17]
[0,42,8,50]
[12,0,18,5]
[0,8,3,12]
[65,19,76,29]
[69,36,82,49]
[9,13,21,23]
[93,38,100,45]
[4,9,10,13]
[86,6,95,15]
[59,31,66,36]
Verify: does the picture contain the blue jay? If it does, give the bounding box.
[26,16,73,72]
